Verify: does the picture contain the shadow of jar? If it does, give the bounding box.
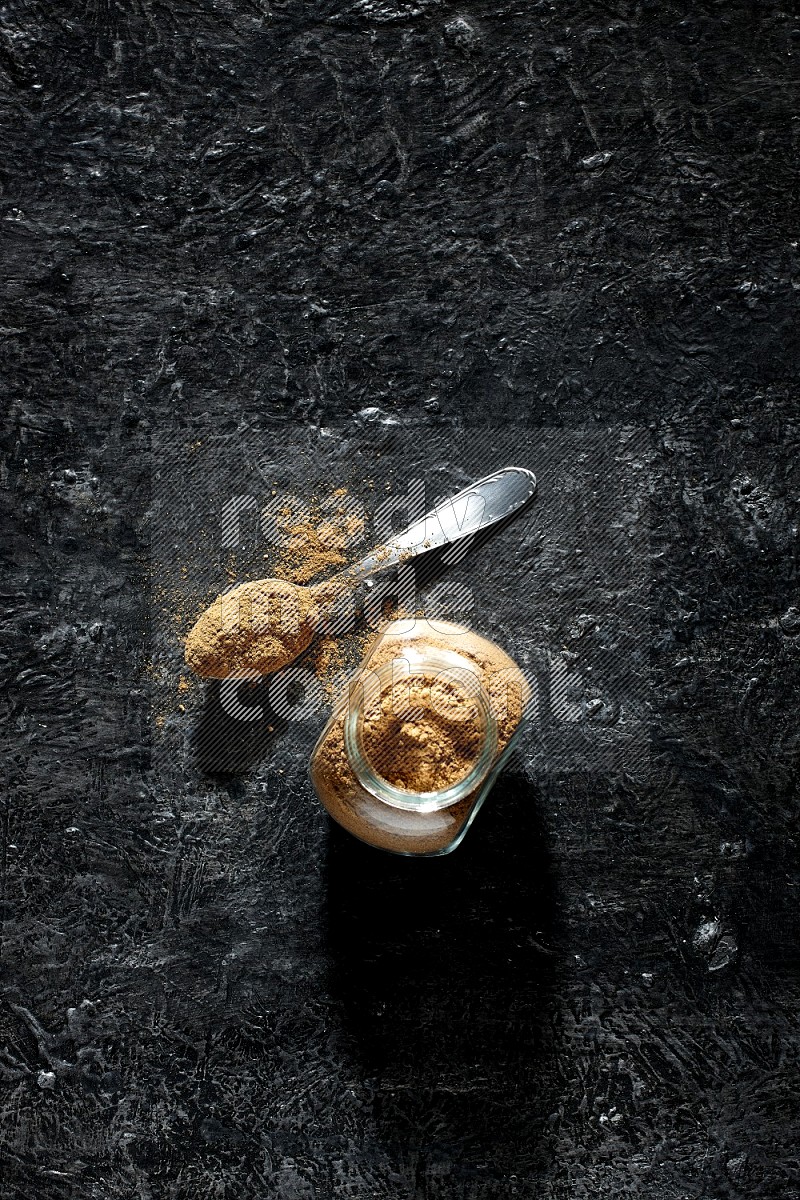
[323,768,565,1190]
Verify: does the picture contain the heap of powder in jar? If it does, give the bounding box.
[359,671,486,792]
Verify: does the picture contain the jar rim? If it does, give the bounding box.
[343,647,498,813]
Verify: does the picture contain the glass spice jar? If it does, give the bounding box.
[310,618,531,856]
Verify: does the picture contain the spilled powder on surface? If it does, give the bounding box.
[306,628,376,703]
[269,488,365,584]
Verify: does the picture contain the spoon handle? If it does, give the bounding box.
[322,465,536,589]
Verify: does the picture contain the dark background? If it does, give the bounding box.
[1,1,799,1197]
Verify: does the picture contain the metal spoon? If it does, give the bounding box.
[185,466,536,678]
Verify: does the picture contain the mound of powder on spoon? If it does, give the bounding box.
[184,579,319,678]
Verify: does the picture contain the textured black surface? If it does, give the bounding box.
[2,2,800,1197]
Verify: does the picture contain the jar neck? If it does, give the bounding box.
[343,648,498,813]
